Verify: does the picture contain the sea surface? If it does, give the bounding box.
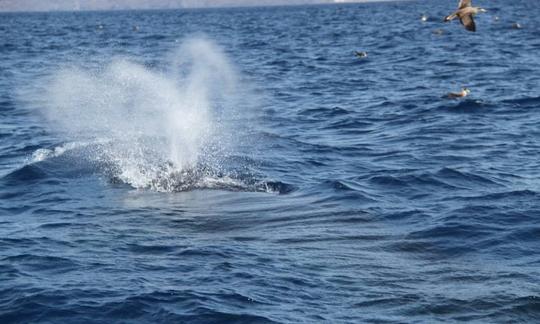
[1,0,540,322]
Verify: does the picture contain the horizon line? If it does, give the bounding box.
[0,0,404,13]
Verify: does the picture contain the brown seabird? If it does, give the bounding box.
[444,0,487,32]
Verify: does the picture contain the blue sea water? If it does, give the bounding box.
[1,0,540,322]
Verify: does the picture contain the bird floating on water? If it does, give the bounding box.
[511,22,522,29]
[421,14,428,22]
[432,29,445,35]
[354,51,368,58]
[446,87,471,99]
[444,0,487,32]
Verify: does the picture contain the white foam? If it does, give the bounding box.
[31,142,90,162]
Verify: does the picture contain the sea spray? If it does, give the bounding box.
[40,37,243,191]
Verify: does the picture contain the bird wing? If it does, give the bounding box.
[458,0,472,9]
[460,14,476,32]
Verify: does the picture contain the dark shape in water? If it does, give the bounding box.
[354,51,368,58]
[433,29,445,35]
[511,22,522,29]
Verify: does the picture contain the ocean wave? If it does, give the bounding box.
[0,289,280,323]
[298,106,351,118]
[435,167,503,187]
[502,96,540,108]
[455,189,539,201]
[439,99,494,112]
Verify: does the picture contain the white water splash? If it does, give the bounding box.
[31,141,92,163]
[41,38,242,191]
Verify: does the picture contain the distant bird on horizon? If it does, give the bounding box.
[444,0,487,32]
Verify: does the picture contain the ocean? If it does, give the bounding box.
[1,0,540,322]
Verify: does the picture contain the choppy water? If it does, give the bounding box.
[1,0,540,322]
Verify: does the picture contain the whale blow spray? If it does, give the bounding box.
[43,38,242,191]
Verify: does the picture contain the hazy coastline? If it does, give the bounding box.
[0,0,397,13]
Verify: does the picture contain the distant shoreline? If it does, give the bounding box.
[0,0,406,13]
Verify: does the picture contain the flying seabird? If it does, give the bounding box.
[445,87,471,99]
[444,0,487,32]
